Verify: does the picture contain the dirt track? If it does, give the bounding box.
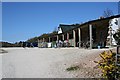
[1,47,110,78]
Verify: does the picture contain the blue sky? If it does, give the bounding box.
[2,2,118,43]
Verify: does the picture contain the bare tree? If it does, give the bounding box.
[103,8,113,18]
[53,26,58,33]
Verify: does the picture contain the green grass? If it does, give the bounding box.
[66,66,79,71]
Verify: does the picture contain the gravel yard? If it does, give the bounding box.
[1,47,111,78]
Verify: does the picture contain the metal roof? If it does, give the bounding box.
[40,14,120,38]
[59,14,120,34]
[58,24,79,33]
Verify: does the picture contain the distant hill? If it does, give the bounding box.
[27,37,38,43]
[26,31,57,43]
[0,42,22,47]
[0,31,57,47]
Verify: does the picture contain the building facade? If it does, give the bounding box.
[38,15,120,48]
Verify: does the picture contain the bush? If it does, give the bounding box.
[94,50,120,79]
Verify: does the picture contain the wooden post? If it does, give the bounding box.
[57,35,59,41]
[38,39,40,48]
[78,28,81,48]
[38,39,39,47]
[73,30,76,47]
[62,34,64,41]
[49,37,50,42]
[67,33,69,40]
[109,27,112,47]
[43,38,45,42]
[89,24,93,49]
[118,18,120,29]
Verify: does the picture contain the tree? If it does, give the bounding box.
[103,8,113,18]
[26,27,58,42]
[113,29,120,45]
[53,26,58,33]
[27,37,38,43]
